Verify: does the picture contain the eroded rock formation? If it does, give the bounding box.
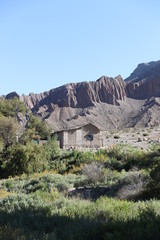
[20,75,126,112]
[5,60,160,131]
[125,61,160,99]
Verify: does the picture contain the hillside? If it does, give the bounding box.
[5,60,160,131]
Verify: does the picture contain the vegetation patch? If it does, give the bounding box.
[0,98,160,238]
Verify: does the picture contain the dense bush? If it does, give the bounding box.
[0,173,85,194]
[0,115,18,151]
[26,115,51,139]
[102,144,160,171]
[4,142,47,177]
[47,149,94,174]
[0,151,159,240]
[147,161,160,198]
[0,192,160,240]
[0,97,26,118]
[0,134,160,239]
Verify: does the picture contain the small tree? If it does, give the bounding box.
[27,115,51,139]
[0,115,18,150]
[6,142,47,176]
[44,137,60,161]
[148,162,160,198]
[20,128,40,144]
[0,97,26,118]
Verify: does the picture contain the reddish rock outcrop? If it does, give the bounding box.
[125,61,160,99]
[5,60,160,131]
[20,75,126,112]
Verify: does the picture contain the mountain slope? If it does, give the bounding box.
[5,60,160,131]
[20,75,126,111]
[125,60,160,99]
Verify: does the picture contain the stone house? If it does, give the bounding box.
[54,123,106,149]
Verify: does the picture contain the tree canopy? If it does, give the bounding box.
[27,115,51,139]
[0,115,18,150]
[0,97,26,118]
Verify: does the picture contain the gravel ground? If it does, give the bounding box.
[103,127,160,150]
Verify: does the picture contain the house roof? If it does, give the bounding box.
[53,121,106,134]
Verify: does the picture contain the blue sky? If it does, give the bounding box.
[0,0,160,95]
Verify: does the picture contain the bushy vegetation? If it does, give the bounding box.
[0,187,160,239]
[0,143,159,239]
[26,115,51,140]
[0,97,26,118]
[1,97,160,239]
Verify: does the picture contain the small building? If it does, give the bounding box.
[54,123,106,149]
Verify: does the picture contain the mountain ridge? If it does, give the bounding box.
[5,60,160,131]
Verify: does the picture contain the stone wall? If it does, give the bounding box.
[81,124,100,148]
[57,124,106,149]
[58,124,106,149]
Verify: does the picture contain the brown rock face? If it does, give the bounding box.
[6,92,20,99]
[125,61,160,99]
[20,75,126,112]
[5,60,160,131]
[20,92,48,109]
[94,75,126,105]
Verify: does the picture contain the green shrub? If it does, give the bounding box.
[0,173,85,195]
[5,142,47,176]
[0,194,160,240]
[147,161,160,198]
[105,144,154,171]
[44,137,60,162]
[48,149,94,174]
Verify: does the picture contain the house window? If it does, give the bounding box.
[85,134,93,141]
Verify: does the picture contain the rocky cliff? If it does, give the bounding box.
[6,60,160,131]
[125,61,160,99]
[20,75,126,112]
[18,60,160,112]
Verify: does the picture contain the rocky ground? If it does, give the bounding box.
[102,126,160,150]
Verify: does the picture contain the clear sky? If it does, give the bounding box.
[0,0,160,95]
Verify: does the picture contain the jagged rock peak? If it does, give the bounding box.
[125,60,160,99]
[20,92,48,109]
[125,60,160,83]
[20,75,126,111]
[5,91,20,100]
